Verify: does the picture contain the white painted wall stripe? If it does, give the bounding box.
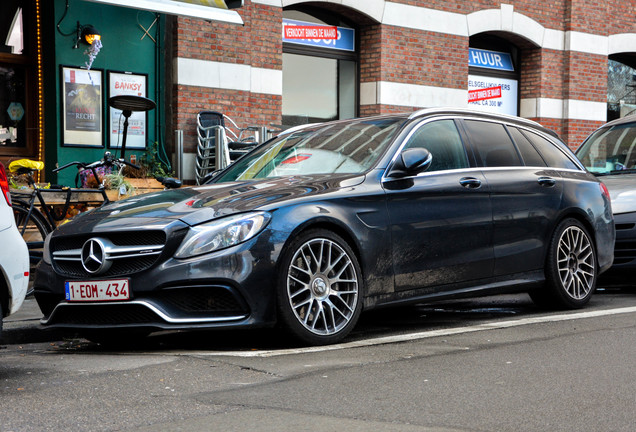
[609,33,636,55]
[362,85,607,122]
[251,0,282,7]
[383,2,468,36]
[543,28,566,51]
[566,31,609,56]
[520,98,606,122]
[255,0,632,57]
[175,57,282,95]
[374,81,467,108]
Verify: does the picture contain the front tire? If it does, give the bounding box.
[535,218,597,309]
[277,229,363,346]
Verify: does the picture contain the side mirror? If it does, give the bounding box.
[388,148,432,178]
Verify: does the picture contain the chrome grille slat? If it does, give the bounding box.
[51,231,167,278]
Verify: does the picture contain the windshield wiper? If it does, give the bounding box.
[608,168,636,175]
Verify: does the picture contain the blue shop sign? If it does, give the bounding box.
[469,48,514,72]
[283,19,355,52]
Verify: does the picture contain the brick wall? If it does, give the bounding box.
[170,0,634,155]
[172,1,282,154]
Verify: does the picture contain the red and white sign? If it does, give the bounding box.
[468,86,502,103]
[284,25,337,40]
[468,75,518,116]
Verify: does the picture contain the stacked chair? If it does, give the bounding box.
[195,111,262,185]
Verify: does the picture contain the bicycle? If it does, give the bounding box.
[9,152,139,295]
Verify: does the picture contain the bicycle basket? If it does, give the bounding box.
[79,165,113,188]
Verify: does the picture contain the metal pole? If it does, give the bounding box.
[175,129,183,181]
[215,126,228,170]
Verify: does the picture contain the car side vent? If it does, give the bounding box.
[615,223,635,231]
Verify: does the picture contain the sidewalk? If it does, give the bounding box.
[2,297,66,345]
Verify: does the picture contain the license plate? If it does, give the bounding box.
[65,279,130,302]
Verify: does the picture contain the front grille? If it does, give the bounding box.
[51,231,167,278]
[53,231,166,251]
[616,223,636,231]
[43,286,250,327]
[50,304,158,325]
[55,256,159,278]
[614,240,636,265]
[149,287,248,316]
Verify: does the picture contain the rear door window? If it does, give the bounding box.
[522,130,579,170]
[403,119,469,172]
[508,127,547,167]
[463,120,522,167]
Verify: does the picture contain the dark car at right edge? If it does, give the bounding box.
[575,114,636,284]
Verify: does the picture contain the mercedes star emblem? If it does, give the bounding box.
[81,238,112,274]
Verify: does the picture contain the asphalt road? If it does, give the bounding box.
[2,287,636,432]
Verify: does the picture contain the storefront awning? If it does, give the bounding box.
[82,0,244,24]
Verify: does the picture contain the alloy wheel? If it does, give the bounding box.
[556,225,595,300]
[286,237,359,336]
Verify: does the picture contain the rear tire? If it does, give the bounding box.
[533,218,597,309]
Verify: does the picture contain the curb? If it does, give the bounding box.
[2,319,69,345]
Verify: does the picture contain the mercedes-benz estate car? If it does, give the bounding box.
[0,162,30,341]
[34,108,615,346]
[575,114,636,284]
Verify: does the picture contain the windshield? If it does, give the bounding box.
[212,117,405,182]
[576,122,636,174]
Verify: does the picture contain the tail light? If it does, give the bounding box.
[600,182,611,200]
[0,162,11,207]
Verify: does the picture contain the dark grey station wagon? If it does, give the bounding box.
[34,108,615,346]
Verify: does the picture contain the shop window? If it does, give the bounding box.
[608,58,636,121]
[468,35,519,116]
[282,9,357,128]
[0,65,27,149]
[0,0,36,158]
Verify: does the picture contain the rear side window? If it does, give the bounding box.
[522,130,579,170]
[463,120,522,167]
[403,119,469,172]
[508,127,547,167]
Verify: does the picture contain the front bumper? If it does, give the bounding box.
[600,211,636,284]
[33,236,279,332]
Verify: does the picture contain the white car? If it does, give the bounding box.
[0,162,30,341]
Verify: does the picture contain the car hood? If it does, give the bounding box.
[601,174,636,215]
[81,174,366,226]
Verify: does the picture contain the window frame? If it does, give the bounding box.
[459,118,524,168]
[0,0,38,159]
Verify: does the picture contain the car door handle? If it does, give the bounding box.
[538,176,556,187]
[459,177,482,189]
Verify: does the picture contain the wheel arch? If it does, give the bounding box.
[0,267,9,319]
[277,216,367,291]
[286,218,364,268]
[548,209,599,261]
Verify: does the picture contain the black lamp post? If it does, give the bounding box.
[107,95,156,160]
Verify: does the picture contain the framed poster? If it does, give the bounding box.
[108,71,148,150]
[61,66,103,147]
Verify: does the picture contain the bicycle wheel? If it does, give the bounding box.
[12,204,52,296]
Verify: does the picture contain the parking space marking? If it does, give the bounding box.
[188,306,636,358]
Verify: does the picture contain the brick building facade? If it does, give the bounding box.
[170,0,636,180]
[2,0,635,182]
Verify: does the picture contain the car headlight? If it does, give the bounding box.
[175,211,271,258]
[42,232,52,265]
